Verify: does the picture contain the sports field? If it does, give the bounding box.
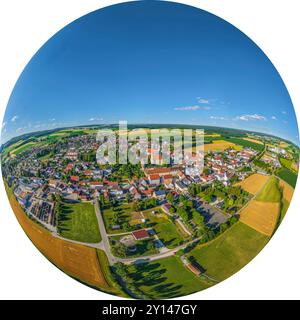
[6,186,111,291]
[235,173,270,195]
[58,202,101,243]
[187,222,269,281]
[239,200,280,236]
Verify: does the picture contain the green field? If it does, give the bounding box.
[96,249,127,297]
[102,203,133,234]
[187,222,269,281]
[110,235,159,258]
[144,210,186,248]
[225,137,264,152]
[279,157,298,173]
[276,168,298,188]
[127,256,211,299]
[256,176,280,202]
[12,142,36,155]
[58,202,101,243]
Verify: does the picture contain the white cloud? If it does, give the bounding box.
[49,118,56,122]
[210,116,227,120]
[174,105,211,111]
[11,115,18,122]
[236,114,266,121]
[197,98,209,104]
[89,117,103,121]
[281,110,287,115]
[271,116,277,120]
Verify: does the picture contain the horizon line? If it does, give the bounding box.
[1,122,299,148]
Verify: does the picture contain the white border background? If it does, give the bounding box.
[0,0,299,300]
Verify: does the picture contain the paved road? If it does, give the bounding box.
[93,201,118,265]
[52,232,103,249]
[51,200,202,266]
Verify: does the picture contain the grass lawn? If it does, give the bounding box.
[110,235,159,258]
[58,202,101,243]
[127,256,212,299]
[145,212,186,248]
[102,202,133,234]
[256,176,280,202]
[187,222,269,281]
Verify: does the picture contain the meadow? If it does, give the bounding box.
[187,222,269,281]
[58,202,101,243]
[127,256,211,299]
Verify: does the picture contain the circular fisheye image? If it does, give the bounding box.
[1,1,299,299]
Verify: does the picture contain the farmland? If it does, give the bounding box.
[58,202,101,243]
[127,256,211,299]
[243,137,264,145]
[279,180,294,203]
[11,142,36,155]
[204,140,236,153]
[276,168,297,188]
[187,222,269,281]
[225,137,265,152]
[5,185,112,292]
[239,200,280,236]
[279,157,298,173]
[256,176,281,202]
[235,173,270,195]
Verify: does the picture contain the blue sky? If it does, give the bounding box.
[1,0,299,145]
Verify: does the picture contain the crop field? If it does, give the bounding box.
[127,256,211,299]
[243,137,264,145]
[204,140,236,153]
[276,168,298,188]
[11,142,36,155]
[225,137,264,151]
[187,222,269,281]
[235,173,270,195]
[6,186,110,291]
[279,180,294,203]
[256,176,281,202]
[58,202,101,243]
[279,157,298,173]
[239,200,280,236]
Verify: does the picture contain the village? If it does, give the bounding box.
[1,129,291,277]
